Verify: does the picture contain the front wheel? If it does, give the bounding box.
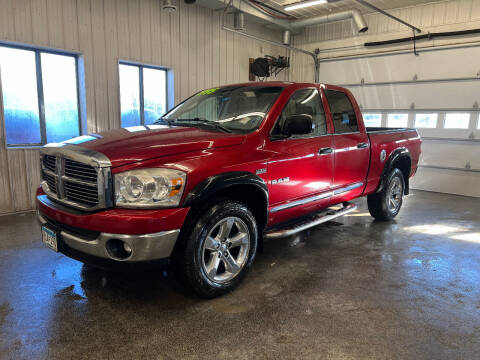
[367,168,405,221]
[181,200,258,298]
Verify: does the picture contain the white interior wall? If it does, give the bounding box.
[0,0,288,215]
[289,0,480,197]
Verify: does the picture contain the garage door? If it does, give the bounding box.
[318,44,480,197]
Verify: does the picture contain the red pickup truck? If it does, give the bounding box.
[37,82,421,297]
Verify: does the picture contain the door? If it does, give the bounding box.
[266,88,334,224]
[323,88,369,202]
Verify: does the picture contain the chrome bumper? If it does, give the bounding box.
[37,212,180,262]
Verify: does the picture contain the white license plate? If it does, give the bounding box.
[41,226,58,252]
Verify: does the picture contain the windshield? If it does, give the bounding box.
[159,86,284,133]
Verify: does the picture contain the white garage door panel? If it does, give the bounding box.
[348,80,480,110]
[419,141,480,170]
[418,128,480,140]
[320,45,480,85]
[411,168,480,198]
[318,44,480,198]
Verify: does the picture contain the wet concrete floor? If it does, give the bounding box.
[1,190,479,359]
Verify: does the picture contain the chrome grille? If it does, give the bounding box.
[65,181,99,207]
[43,171,57,194]
[40,146,112,211]
[65,159,97,182]
[43,155,57,172]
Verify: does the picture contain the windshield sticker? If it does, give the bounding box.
[198,87,219,96]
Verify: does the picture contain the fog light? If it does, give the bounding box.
[106,239,133,260]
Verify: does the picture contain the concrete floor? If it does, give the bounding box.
[0,190,479,359]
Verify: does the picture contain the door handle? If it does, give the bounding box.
[357,142,368,149]
[319,147,333,155]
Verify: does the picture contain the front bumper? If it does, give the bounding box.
[36,193,190,263]
[37,211,180,262]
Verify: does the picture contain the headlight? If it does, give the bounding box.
[114,168,186,208]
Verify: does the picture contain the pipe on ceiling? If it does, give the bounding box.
[289,10,369,33]
[203,0,368,34]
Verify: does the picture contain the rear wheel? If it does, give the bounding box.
[368,168,405,221]
[180,200,258,298]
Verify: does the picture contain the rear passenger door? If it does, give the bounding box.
[266,88,334,223]
[323,88,369,201]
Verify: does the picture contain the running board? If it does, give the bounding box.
[264,203,357,239]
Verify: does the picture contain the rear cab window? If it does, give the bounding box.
[324,90,359,134]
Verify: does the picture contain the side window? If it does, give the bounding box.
[119,63,168,127]
[0,45,81,146]
[325,90,358,134]
[272,89,326,137]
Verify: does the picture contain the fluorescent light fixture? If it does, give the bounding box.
[284,0,327,11]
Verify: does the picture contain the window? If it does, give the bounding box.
[387,113,408,128]
[0,45,80,146]
[444,113,470,129]
[164,86,283,134]
[363,113,382,127]
[272,88,326,137]
[324,90,358,133]
[415,113,438,128]
[119,63,167,127]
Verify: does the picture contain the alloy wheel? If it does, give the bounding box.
[201,216,250,283]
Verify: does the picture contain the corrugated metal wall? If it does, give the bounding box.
[290,0,480,82]
[0,0,288,215]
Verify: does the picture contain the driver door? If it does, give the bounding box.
[265,88,334,224]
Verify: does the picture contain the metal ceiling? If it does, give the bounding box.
[262,0,447,19]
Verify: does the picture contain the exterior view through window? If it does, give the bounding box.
[387,114,408,128]
[324,90,358,133]
[363,113,382,127]
[444,113,470,129]
[415,113,438,128]
[0,45,80,146]
[272,88,326,137]
[119,63,167,127]
[160,86,283,134]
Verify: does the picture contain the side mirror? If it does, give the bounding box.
[283,114,313,136]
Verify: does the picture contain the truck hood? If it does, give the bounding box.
[67,125,246,168]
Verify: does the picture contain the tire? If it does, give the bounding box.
[367,168,405,221]
[180,200,258,298]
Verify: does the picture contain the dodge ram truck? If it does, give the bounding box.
[37,82,421,298]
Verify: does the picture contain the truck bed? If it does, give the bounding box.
[363,127,422,196]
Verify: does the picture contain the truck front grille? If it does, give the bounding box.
[43,155,57,172]
[43,171,57,194]
[65,159,98,182]
[40,149,112,211]
[65,180,99,207]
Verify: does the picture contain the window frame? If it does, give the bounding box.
[443,112,471,129]
[362,113,383,127]
[119,61,169,127]
[270,87,328,141]
[324,89,360,135]
[386,113,409,128]
[414,112,439,129]
[0,42,82,148]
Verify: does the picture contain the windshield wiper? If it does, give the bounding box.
[154,117,174,126]
[175,118,232,133]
